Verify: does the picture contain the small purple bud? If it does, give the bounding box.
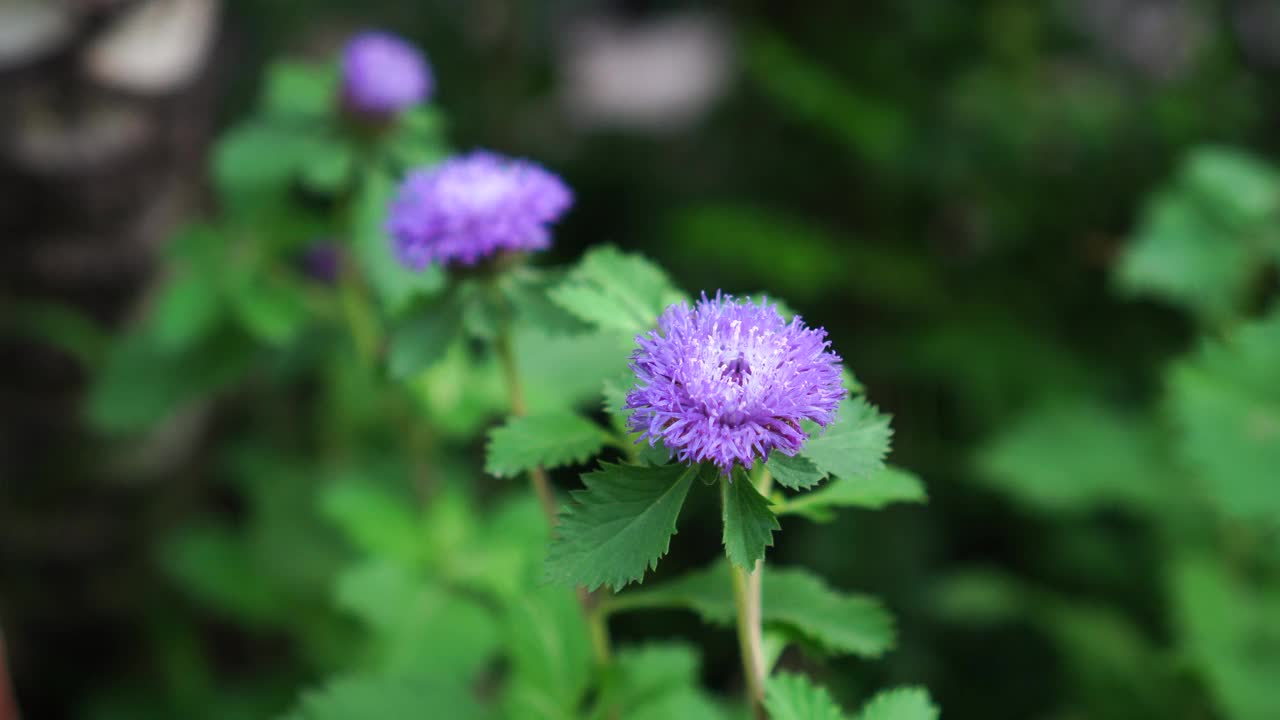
[340,31,432,117]
[299,241,341,285]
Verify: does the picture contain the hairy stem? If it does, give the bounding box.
[726,466,773,719]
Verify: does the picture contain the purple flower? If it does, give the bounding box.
[341,31,432,115]
[387,151,573,269]
[626,293,845,473]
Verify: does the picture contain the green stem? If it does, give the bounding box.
[492,304,613,671]
[725,467,771,720]
[338,266,380,367]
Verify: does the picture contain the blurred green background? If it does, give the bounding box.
[3,1,1280,718]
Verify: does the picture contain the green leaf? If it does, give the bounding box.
[158,524,284,626]
[610,564,896,658]
[1183,146,1280,227]
[387,296,462,379]
[149,274,223,352]
[976,399,1168,513]
[721,470,780,569]
[781,466,926,522]
[317,481,422,566]
[261,61,336,117]
[279,673,485,720]
[504,269,594,335]
[213,122,325,204]
[228,272,311,346]
[767,453,827,491]
[545,462,697,591]
[800,397,893,481]
[334,562,499,679]
[4,301,107,365]
[502,585,593,720]
[549,246,686,334]
[299,139,354,193]
[485,412,609,477]
[1171,556,1280,720]
[765,673,847,720]
[855,687,940,720]
[354,170,445,314]
[1169,308,1280,522]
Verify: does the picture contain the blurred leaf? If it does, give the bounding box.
[354,170,445,314]
[501,584,593,720]
[262,61,336,117]
[158,525,283,626]
[334,561,499,679]
[722,468,780,569]
[149,274,223,352]
[5,301,107,364]
[299,139,354,193]
[504,269,594,336]
[1171,556,1280,720]
[1183,146,1280,227]
[767,453,827,491]
[485,412,609,477]
[549,246,686,335]
[766,673,847,720]
[228,271,311,347]
[612,564,896,658]
[213,122,326,204]
[747,30,908,171]
[855,687,939,720]
[519,328,635,413]
[594,643,729,720]
[1169,308,1280,522]
[545,462,697,591]
[976,400,1168,513]
[799,397,893,481]
[780,466,926,522]
[387,295,462,379]
[279,673,485,720]
[318,481,422,567]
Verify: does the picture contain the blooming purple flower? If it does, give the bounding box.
[626,293,845,473]
[341,31,432,115]
[387,150,573,269]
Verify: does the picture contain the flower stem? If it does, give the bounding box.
[725,466,772,720]
[492,311,613,671]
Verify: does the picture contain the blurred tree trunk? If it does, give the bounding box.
[0,1,222,716]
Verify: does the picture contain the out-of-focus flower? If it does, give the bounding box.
[341,30,432,116]
[626,293,844,473]
[298,240,340,285]
[387,150,572,269]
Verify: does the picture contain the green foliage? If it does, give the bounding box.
[610,564,896,659]
[766,673,848,720]
[1169,308,1280,522]
[855,688,940,720]
[721,469,781,569]
[485,412,609,477]
[1117,147,1280,320]
[549,246,686,334]
[354,169,446,314]
[976,400,1168,513]
[501,585,593,720]
[279,674,485,720]
[799,397,893,482]
[545,462,698,591]
[767,453,827,491]
[779,466,926,522]
[387,295,462,378]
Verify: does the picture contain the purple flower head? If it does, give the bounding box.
[626,293,845,473]
[387,150,573,269]
[341,31,432,115]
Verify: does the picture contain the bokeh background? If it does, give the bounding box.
[3,1,1280,719]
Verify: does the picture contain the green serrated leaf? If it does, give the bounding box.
[767,453,827,491]
[766,673,848,720]
[722,469,780,569]
[486,412,608,477]
[611,564,895,658]
[546,462,697,591]
[801,397,893,480]
[549,246,686,334]
[855,687,939,720]
[781,466,926,522]
[1169,309,1280,523]
[387,296,462,379]
[354,170,445,314]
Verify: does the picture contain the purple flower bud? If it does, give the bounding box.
[387,150,573,269]
[299,240,341,285]
[341,31,432,116]
[626,293,845,473]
